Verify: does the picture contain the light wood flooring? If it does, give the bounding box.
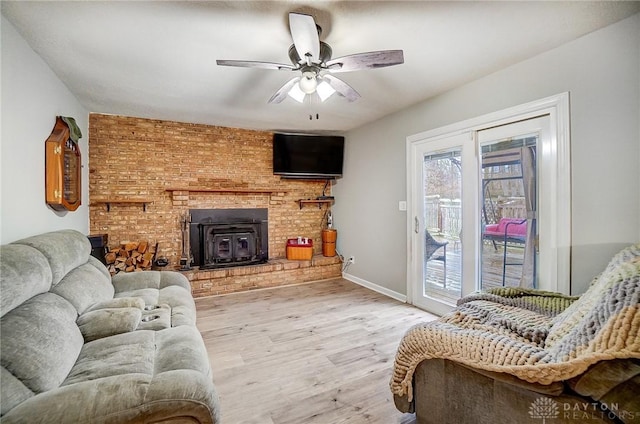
[195,278,437,424]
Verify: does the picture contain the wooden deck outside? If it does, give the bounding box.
[424,240,526,300]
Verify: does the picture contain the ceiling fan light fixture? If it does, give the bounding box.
[287,83,306,103]
[316,80,336,102]
[299,71,318,94]
[217,12,404,104]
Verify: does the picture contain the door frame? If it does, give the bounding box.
[405,93,571,310]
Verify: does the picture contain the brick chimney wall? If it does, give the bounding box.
[88,113,333,271]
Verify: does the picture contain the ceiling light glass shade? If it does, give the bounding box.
[299,71,318,94]
[287,83,306,103]
[316,80,336,102]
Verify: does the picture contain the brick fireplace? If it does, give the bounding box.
[88,114,341,296]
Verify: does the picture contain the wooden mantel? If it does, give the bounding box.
[165,188,288,194]
[165,187,289,206]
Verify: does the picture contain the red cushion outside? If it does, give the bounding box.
[484,218,527,237]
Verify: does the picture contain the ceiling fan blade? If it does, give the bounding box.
[268,77,301,104]
[325,50,404,73]
[216,60,295,71]
[289,13,320,63]
[323,75,360,102]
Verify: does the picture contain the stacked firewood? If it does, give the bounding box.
[105,241,156,275]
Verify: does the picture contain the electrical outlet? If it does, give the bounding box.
[348,256,355,264]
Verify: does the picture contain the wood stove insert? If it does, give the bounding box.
[190,208,268,269]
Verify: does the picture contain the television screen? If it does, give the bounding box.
[273,133,344,179]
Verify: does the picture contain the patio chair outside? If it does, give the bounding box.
[425,230,448,287]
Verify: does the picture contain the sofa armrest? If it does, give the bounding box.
[457,362,565,396]
[568,359,640,403]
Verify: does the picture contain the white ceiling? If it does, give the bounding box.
[3,1,639,133]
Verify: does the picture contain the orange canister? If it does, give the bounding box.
[321,229,337,257]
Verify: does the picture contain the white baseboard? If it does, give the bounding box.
[342,272,407,303]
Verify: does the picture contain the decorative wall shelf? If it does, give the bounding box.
[165,188,288,194]
[91,199,152,212]
[296,199,334,209]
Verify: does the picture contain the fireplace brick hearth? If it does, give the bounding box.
[88,114,341,296]
[184,255,341,296]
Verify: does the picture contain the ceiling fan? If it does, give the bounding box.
[216,12,404,104]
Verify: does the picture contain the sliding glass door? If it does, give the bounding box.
[477,116,560,293]
[478,131,540,289]
[407,94,571,315]
[409,132,477,315]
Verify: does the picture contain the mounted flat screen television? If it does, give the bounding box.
[273,133,344,179]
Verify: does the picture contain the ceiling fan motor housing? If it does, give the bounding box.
[288,41,333,67]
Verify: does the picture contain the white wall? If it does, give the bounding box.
[1,16,89,244]
[334,13,640,297]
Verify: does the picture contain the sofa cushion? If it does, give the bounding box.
[51,259,115,315]
[0,293,83,394]
[64,327,211,385]
[113,271,197,327]
[0,244,52,317]
[76,304,175,342]
[85,296,145,312]
[112,270,191,292]
[0,328,219,424]
[13,229,91,286]
[0,367,33,416]
[77,308,143,342]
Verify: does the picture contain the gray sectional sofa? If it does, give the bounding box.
[0,229,220,423]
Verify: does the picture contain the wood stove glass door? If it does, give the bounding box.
[233,232,255,262]
[212,235,233,263]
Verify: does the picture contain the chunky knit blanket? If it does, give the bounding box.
[390,244,640,402]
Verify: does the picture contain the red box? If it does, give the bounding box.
[286,238,313,260]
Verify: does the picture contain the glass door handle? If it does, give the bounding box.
[414,216,420,234]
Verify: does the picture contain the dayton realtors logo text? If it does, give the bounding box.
[529,397,636,422]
